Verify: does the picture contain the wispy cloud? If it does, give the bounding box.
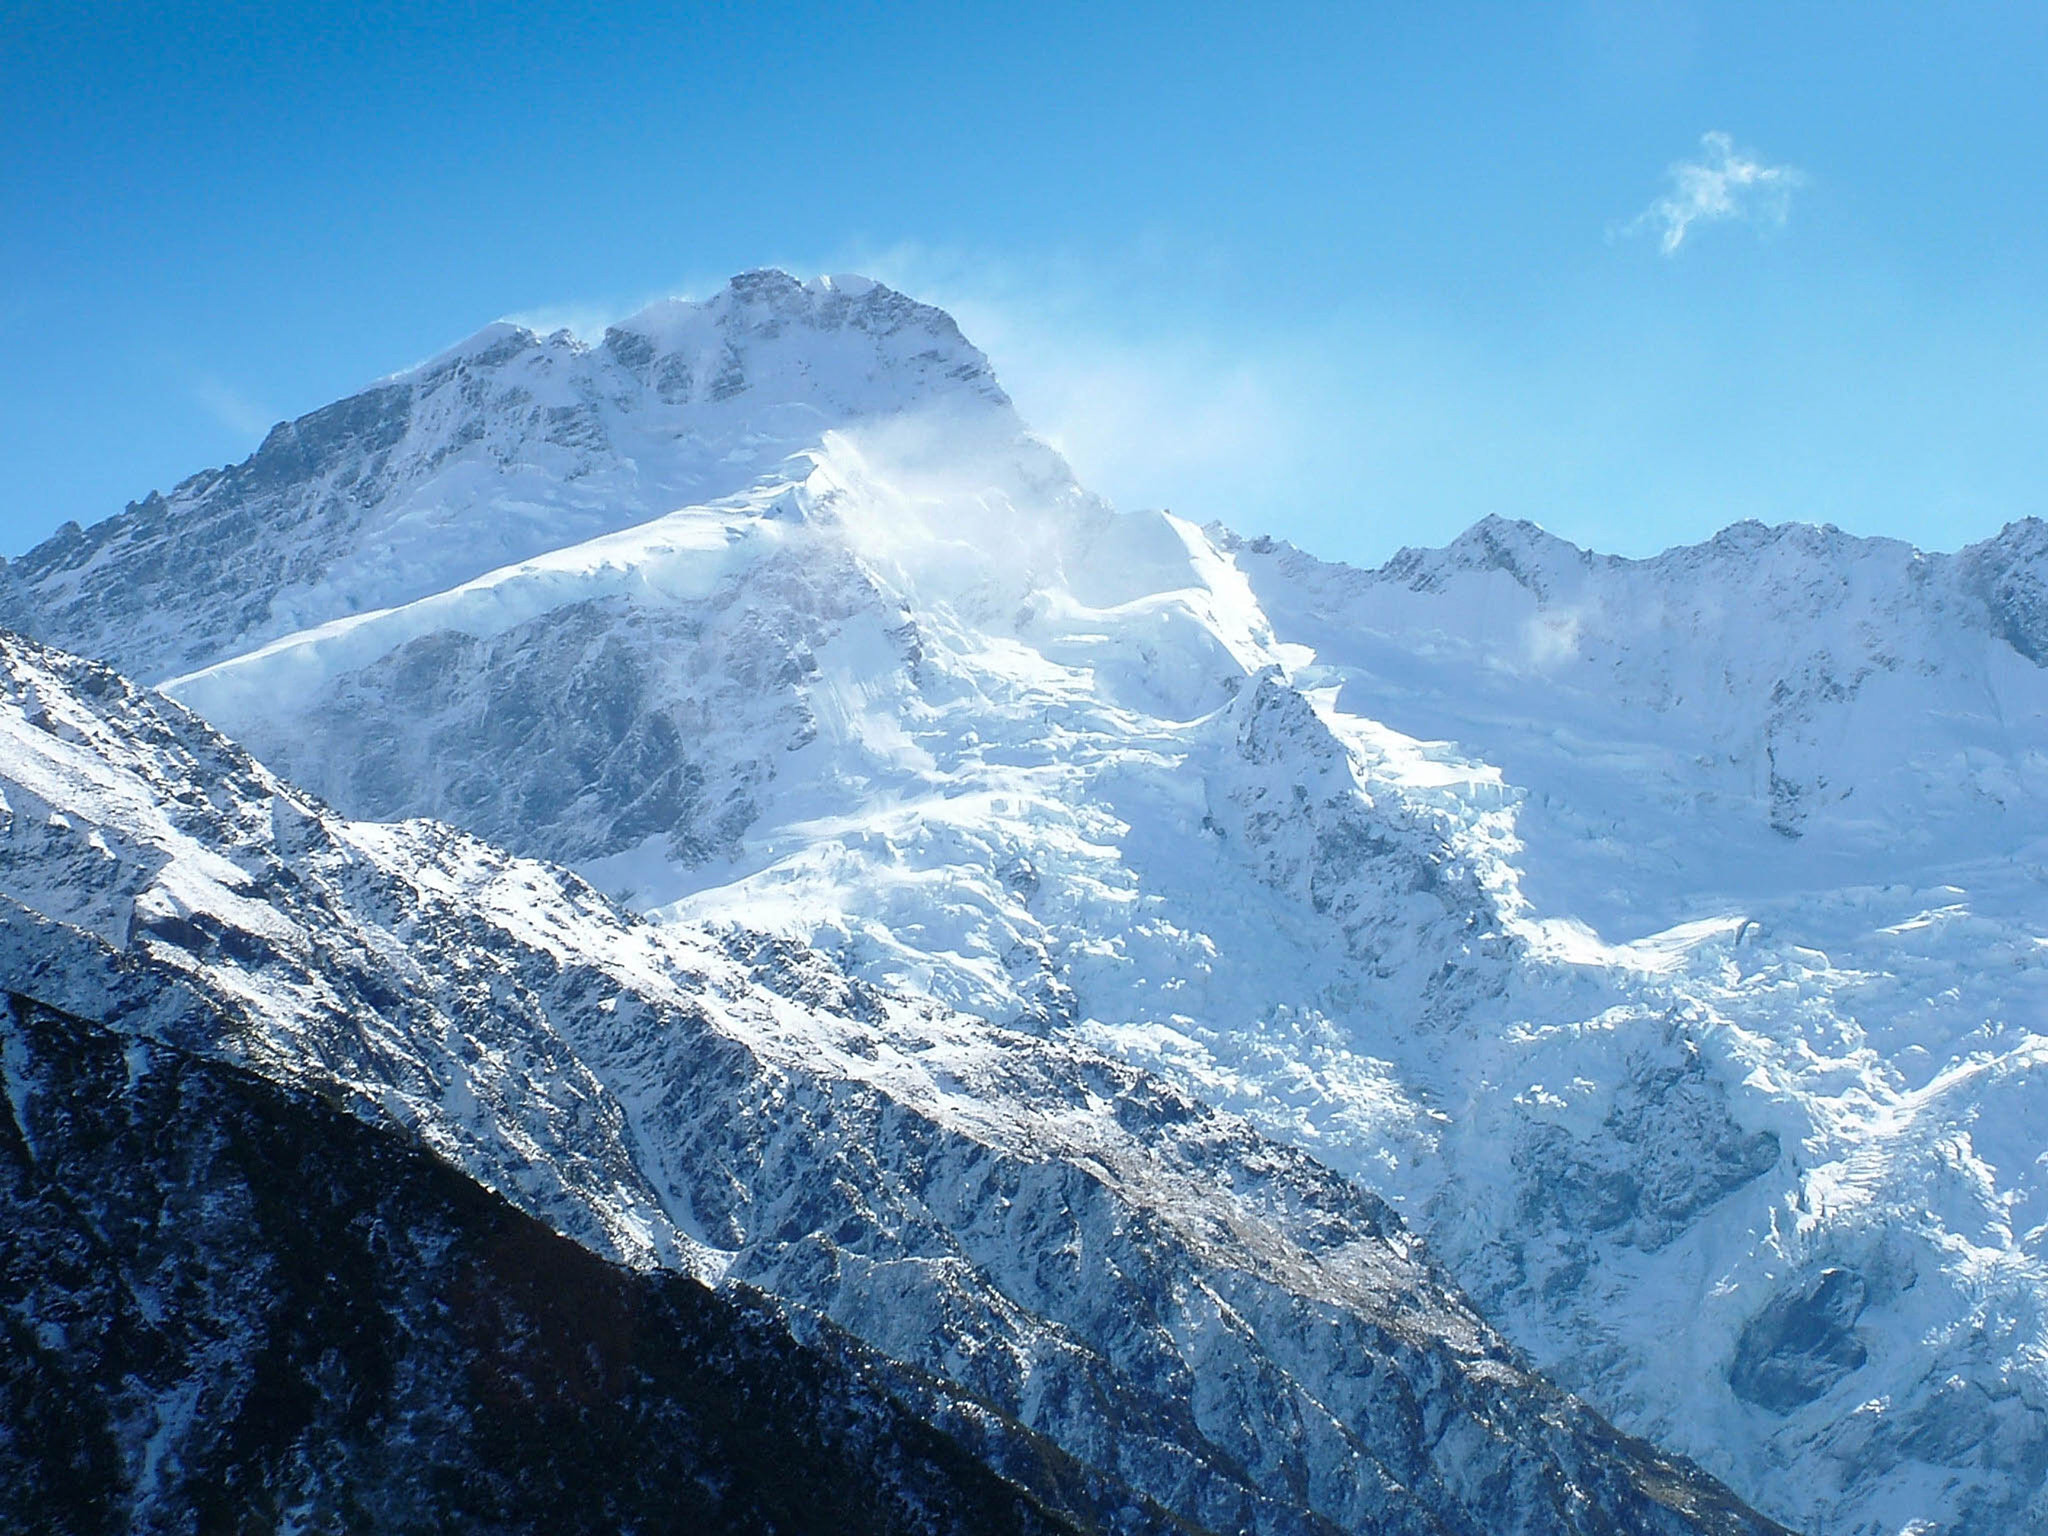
[191,376,277,440]
[501,302,635,341]
[1629,131,1803,254]
[835,240,1306,522]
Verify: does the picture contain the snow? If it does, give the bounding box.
[165,479,794,717]
[9,270,2048,1533]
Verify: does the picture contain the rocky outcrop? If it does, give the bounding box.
[1729,1269,1870,1413]
[0,991,1089,1536]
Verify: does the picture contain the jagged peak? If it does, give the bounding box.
[1445,512,1586,563]
[399,318,547,380]
[605,269,940,341]
[1364,514,1948,602]
[600,270,1000,394]
[24,270,1009,555]
[1370,513,1593,597]
[362,270,999,408]
[1960,514,2048,569]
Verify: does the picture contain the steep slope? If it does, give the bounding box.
[7,272,2044,1533]
[129,408,2008,1530]
[0,270,1010,683]
[1219,517,2048,1535]
[0,991,1083,1536]
[0,628,1785,1536]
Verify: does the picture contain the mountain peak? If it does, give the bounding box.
[0,272,1019,681]
[1373,513,1593,596]
[1450,512,1582,560]
[598,270,1006,408]
[403,317,545,379]
[1690,516,1918,566]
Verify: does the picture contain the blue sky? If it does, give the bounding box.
[4,1,2045,565]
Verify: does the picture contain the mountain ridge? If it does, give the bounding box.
[1,987,1101,1536]
[0,270,1016,683]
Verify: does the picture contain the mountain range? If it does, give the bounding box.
[5,269,2045,1534]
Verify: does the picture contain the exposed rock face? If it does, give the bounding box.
[1729,1270,1871,1414]
[276,574,844,867]
[0,992,1085,1536]
[1512,1037,1782,1257]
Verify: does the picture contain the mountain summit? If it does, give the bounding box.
[0,270,1010,682]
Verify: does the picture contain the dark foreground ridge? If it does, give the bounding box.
[0,991,1089,1536]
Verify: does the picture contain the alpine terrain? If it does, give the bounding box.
[5,269,2044,1533]
[0,624,1778,1534]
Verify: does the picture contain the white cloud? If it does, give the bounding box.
[1630,131,1803,254]
[827,241,1311,522]
[500,302,635,342]
[191,376,276,440]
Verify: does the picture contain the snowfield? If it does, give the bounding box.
[6,269,2047,1534]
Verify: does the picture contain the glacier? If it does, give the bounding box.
[5,268,2046,1534]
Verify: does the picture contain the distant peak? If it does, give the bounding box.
[1365,515,1592,598]
[1679,519,1931,576]
[1455,512,1566,548]
[1408,516,1929,587]
[1955,515,2048,567]
[1701,518,1841,555]
[1443,514,1590,574]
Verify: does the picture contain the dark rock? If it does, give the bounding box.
[0,992,1098,1536]
[1729,1268,1869,1413]
[1515,1035,1780,1255]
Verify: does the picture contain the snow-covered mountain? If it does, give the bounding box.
[6,269,2046,1534]
[0,628,1781,1535]
[2,270,1007,685]
[1221,517,2048,1532]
